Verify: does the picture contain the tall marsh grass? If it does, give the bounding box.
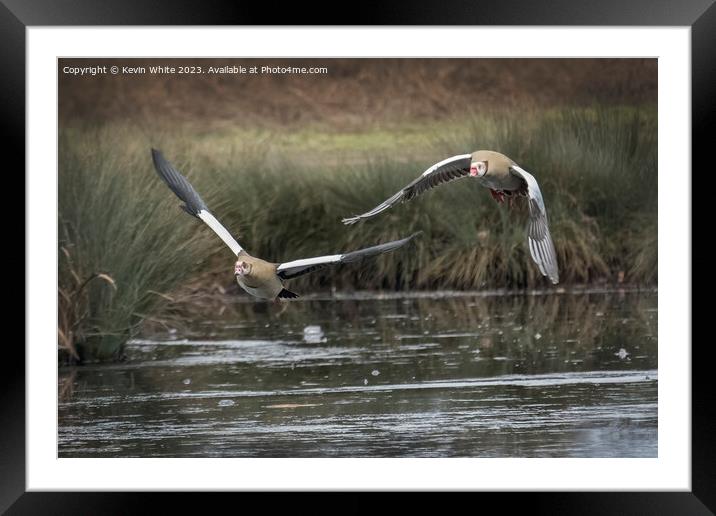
[59,106,657,362]
[59,127,217,362]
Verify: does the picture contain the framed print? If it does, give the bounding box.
[6,0,710,512]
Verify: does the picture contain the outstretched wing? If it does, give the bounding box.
[276,232,421,280]
[509,165,559,284]
[342,154,473,224]
[151,148,243,256]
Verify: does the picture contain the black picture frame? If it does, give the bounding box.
[6,0,709,513]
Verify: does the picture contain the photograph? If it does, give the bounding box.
[56,57,658,458]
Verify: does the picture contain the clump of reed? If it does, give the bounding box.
[58,126,218,363]
[58,106,657,361]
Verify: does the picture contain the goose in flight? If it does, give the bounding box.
[342,150,559,284]
[151,149,419,300]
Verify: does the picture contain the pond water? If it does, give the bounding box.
[58,289,657,457]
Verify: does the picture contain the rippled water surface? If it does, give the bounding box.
[58,290,657,457]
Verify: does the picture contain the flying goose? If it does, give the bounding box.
[342,150,559,284]
[151,149,419,300]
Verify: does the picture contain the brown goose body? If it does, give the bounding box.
[471,150,526,194]
[234,252,283,300]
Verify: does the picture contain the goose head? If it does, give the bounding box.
[234,260,252,277]
[470,160,488,178]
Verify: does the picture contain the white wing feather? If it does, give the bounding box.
[510,165,559,284]
[276,255,343,273]
[198,210,243,256]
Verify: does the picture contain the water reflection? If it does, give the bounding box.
[58,289,657,457]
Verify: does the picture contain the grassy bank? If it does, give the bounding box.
[58,106,656,362]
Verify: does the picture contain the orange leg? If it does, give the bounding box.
[490,189,506,204]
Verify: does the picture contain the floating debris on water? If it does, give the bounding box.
[266,403,321,409]
[363,378,368,385]
[303,325,327,344]
[535,333,542,340]
[371,369,380,376]
[616,348,630,360]
[217,399,235,407]
[182,378,191,385]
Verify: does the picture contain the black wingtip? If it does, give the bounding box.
[277,288,300,299]
[150,148,167,171]
[339,230,422,264]
[399,231,423,245]
[150,147,208,217]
